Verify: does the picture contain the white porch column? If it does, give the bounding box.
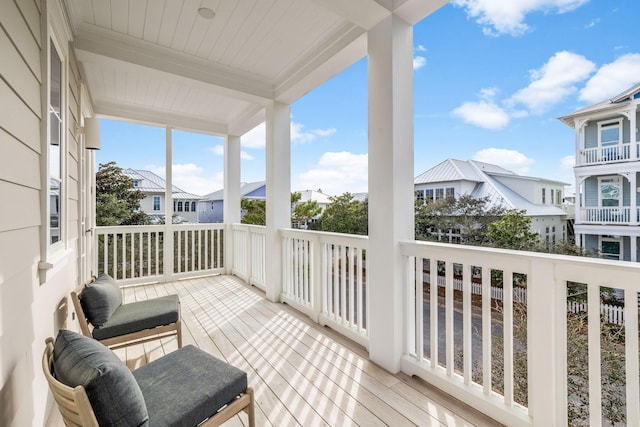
[630,171,637,225]
[367,14,415,373]
[164,127,174,282]
[224,134,242,274]
[630,104,638,159]
[265,101,291,302]
[631,236,638,262]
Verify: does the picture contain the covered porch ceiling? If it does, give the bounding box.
[63,0,448,136]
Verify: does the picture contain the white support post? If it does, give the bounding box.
[367,14,415,373]
[164,127,174,282]
[528,259,561,426]
[630,103,638,159]
[630,171,637,226]
[224,134,242,274]
[265,101,291,302]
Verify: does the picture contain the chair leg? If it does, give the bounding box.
[246,387,255,427]
[176,322,183,348]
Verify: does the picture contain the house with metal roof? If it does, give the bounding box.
[415,159,569,245]
[123,169,201,223]
[199,181,266,223]
[558,83,640,261]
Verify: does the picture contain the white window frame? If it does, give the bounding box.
[598,119,622,148]
[598,176,622,207]
[153,196,161,211]
[600,236,622,260]
[48,33,66,251]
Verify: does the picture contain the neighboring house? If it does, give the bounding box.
[558,83,640,261]
[414,159,569,245]
[199,181,266,223]
[123,169,201,223]
[293,189,333,228]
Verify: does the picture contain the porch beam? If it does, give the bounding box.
[367,14,415,372]
[265,101,291,302]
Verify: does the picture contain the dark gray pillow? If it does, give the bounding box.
[53,329,149,427]
[79,273,122,327]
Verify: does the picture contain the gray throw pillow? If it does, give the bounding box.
[79,273,122,327]
[53,329,149,427]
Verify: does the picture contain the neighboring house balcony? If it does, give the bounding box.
[579,206,637,224]
[578,142,639,166]
[93,222,640,427]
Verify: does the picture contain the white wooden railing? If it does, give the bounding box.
[231,224,266,290]
[580,145,631,165]
[280,229,369,348]
[580,207,632,224]
[96,223,224,285]
[400,240,640,427]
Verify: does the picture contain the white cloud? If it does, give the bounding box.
[560,155,575,169]
[241,123,266,149]
[452,100,510,129]
[473,148,535,174]
[509,51,595,113]
[295,152,368,196]
[291,122,336,144]
[452,0,589,36]
[413,56,426,70]
[416,44,427,52]
[210,144,254,160]
[145,163,223,196]
[240,121,336,147]
[579,53,640,103]
[584,18,599,28]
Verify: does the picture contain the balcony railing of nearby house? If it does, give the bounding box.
[97,224,640,426]
[580,144,632,165]
[580,207,632,224]
[96,223,225,286]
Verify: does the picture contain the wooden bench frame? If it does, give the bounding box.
[70,278,182,350]
[43,338,256,427]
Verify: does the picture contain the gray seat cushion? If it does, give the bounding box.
[133,345,248,427]
[93,294,179,340]
[79,273,123,327]
[53,329,149,427]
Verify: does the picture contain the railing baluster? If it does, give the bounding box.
[463,263,472,385]
[625,288,640,426]
[430,258,438,370]
[348,244,355,326]
[588,284,603,427]
[357,247,364,333]
[503,269,514,406]
[482,265,492,395]
[415,257,423,361]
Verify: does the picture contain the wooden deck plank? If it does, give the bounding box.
[47,274,504,427]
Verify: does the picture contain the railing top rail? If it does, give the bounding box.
[96,224,167,233]
[280,228,369,246]
[231,223,266,232]
[401,239,640,289]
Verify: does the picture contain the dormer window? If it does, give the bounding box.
[133,180,140,187]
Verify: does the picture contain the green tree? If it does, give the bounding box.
[291,192,322,229]
[415,195,504,245]
[486,209,539,250]
[96,161,148,226]
[319,193,367,235]
[240,199,266,225]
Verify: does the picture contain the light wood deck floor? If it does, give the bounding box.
[47,275,502,427]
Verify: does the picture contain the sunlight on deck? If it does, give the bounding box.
[47,275,502,427]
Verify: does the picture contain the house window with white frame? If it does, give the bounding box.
[445,187,455,198]
[435,188,444,200]
[425,189,434,202]
[599,176,621,207]
[542,188,546,204]
[178,201,183,211]
[153,196,160,211]
[601,236,622,260]
[416,190,424,203]
[191,201,196,211]
[184,201,190,212]
[49,39,63,245]
[598,119,622,160]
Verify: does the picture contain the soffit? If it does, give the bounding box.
[63,0,447,135]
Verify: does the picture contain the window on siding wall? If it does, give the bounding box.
[416,190,424,203]
[178,201,183,211]
[446,187,455,198]
[542,188,546,204]
[425,189,434,202]
[556,190,562,205]
[435,188,444,200]
[153,196,160,211]
[49,40,63,245]
[184,201,190,212]
[599,176,621,207]
[191,201,196,211]
[599,120,620,147]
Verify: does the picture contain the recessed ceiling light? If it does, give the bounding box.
[198,7,215,20]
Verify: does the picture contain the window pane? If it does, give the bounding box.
[601,126,619,146]
[49,40,63,245]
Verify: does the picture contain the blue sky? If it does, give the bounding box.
[98,0,640,197]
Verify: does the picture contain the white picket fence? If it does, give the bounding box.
[426,273,625,325]
[567,301,625,326]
